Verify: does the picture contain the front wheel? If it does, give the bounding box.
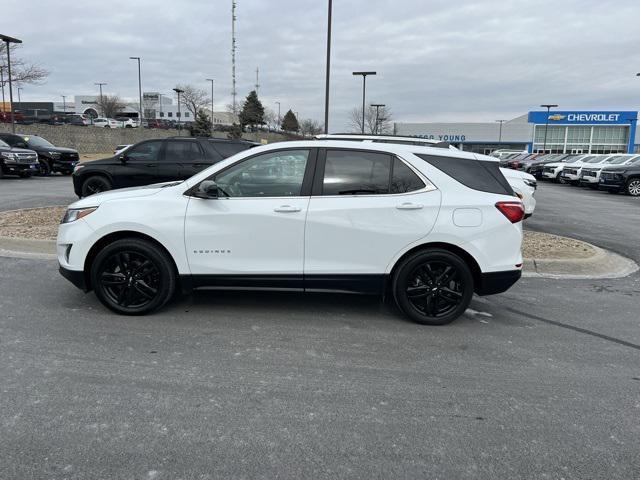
[392,249,474,325]
[626,178,640,196]
[81,175,112,197]
[91,238,176,315]
[38,160,52,176]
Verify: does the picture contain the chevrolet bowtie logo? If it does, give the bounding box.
[548,114,566,121]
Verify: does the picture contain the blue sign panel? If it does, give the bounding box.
[528,111,637,125]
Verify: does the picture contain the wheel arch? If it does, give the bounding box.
[387,242,482,294]
[78,170,114,188]
[83,230,179,291]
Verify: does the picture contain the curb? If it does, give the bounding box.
[0,236,56,260]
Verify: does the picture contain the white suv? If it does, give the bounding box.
[57,141,524,325]
[579,154,640,188]
[92,118,121,128]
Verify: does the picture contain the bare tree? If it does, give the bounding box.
[175,84,210,118]
[299,118,323,137]
[348,105,393,134]
[263,107,278,131]
[95,95,126,119]
[0,43,49,90]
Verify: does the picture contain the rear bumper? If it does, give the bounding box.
[59,265,88,291]
[475,270,521,296]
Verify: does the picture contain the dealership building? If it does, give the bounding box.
[394,110,639,155]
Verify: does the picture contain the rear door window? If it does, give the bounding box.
[322,150,392,195]
[415,154,513,195]
[211,142,253,158]
[164,141,203,162]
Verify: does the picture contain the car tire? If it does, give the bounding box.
[91,238,176,315]
[18,172,32,178]
[392,249,474,326]
[81,175,112,197]
[38,160,52,176]
[626,178,640,196]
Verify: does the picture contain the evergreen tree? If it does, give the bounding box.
[189,109,212,137]
[227,123,243,139]
[281,110,299,132]
[239,90,265,130]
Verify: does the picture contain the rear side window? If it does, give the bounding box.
[321,150,426,195]
[322,150,392,195]
[211,142,253,158]
[164,141,202,161]
[415,154,513,195]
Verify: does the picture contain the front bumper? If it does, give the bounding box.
[59,265,88,291]
[1,162,39,174]
[475,270,522,296]
[53,159,79,173]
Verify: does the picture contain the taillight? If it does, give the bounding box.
[495,201,525,223]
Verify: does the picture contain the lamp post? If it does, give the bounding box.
[275,101,281,129]
[323,0,332,133]
[495,119,506,143]
[61,95,66,113]
[0,34,22,133]
[0,65,5,113]
[17,86,22,104]
[371,103,385,134]
[173,87,184,134]
[94,82,106,116]
[352,71,376,133]
[206,78,214,122]
[540,104,558,153]
[130,56,143,125]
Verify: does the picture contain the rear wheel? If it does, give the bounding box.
[626,178,640,196]
[91,238,176,315]
[81,175,112,197]
[393,249,474,325]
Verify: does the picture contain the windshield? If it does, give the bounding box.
[24,136,55,148]
[0,139,10,148]
[606,155,634,164]
[565,156,581,163]
[629,157,640,165]
[586,156,606,163]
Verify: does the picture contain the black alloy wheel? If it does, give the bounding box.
[626,178,640,197]
[81,175,112,197]
[393,249,473,325]
[91,239,176,315]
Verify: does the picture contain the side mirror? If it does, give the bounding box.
[119,154,127,163]
[193,180,219,199]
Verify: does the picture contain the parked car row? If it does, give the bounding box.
[0,133,79,177]
[495,150,640,196]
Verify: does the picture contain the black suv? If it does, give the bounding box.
[599,155,640,196]
[0,138,40,178]
[0,133,80,175]
[72,137,258,197]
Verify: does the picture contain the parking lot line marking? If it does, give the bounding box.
[503,306,640,352]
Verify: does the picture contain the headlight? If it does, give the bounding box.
[1,151,17,162]
[48,151,62,158]
[61,207,98,224]
[523,179,537,188]
[73,164,85,174]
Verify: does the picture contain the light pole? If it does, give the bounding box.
[94,82,106,116]
[17,86,22,104]
[353,71,376,134]
[0,34,22,133]
[540,104,558,153]
[323,0,332,133]
[130,57,142,124]
[0,65,5,112]
[371,103,385,134]
[275,101,281,129]
[173,87,184,134]
[61,95,67,113]
[495,119,506,143]
[206,78,214,122]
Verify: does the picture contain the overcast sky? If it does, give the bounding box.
[4,0,640,129]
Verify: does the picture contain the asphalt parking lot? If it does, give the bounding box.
[1,179,639,479]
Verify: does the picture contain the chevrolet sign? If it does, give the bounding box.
[548,114,566,121]
[528,110,636,125]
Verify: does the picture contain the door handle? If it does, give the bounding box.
[396,202,423,210]
[274,205,302,213]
